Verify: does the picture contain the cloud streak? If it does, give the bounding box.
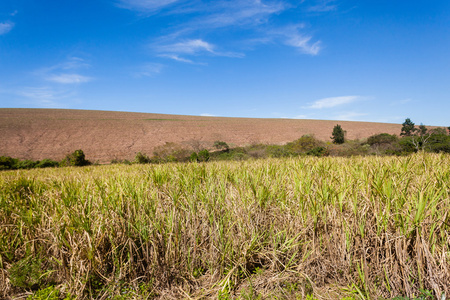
[284,32,321,55]
[116,0,179,12]
[157,39,215,54]
[46,74,92,84]
[307,0,338,12]
[36,57,93,84]
[116,0,324,63]
[134,63,164,77]
[0,22,14,35]
[16,86,74,107]
[306,96,361,109]
[154,38,244,63]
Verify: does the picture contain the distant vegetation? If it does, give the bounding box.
[127,119,449,165]
[0,150,91,170]
[1,119,449,169]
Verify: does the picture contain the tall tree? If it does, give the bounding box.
[400,118,417,136]
[331,124,345,144]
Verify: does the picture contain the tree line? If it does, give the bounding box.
[1,118,449,170]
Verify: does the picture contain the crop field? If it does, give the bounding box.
[1,153,449,299]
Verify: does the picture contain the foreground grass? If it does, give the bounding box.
[0,153,449,299]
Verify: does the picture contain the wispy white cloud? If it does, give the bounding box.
[36,57,93,84]
[46,74,92,84]
[158,54,195,64]
[157,39,215,54]
[10,10,18,16]
[267,24,321,55]
[200,113,216,117]
[305,96,361,109]
[116,0,179,12]
[193,0,286,29]
[118,0,324,63]
[134,63,164,77]
[307,0,337,12]
[0,22,14,35]
[285,33,321,55]
[155,38,244,63]
[16,87,74,107]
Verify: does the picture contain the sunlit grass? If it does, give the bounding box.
[1,153,449,299]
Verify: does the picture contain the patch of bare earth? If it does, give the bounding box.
[0,108,403,163]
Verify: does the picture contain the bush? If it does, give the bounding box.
[306,146,329,157]
[328,140,370,157]
[16,160,38,169]
[36,159,59,168]
[266,145,292,158]
[190,152,198,162]
[286,135,322,154]
[211,147,250,161]
[198,149,210,162]
[367,133,398,146]
[134,152,150,164]
[60,150,91,167]
[0,156,19,170]
[428,134,450,153]
[398,136,417,154]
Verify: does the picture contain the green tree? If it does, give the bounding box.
[197,149,210,162]
[418,124,427,136]
[331,124,345,144]
[60,150,91,167]
[400,118,417,136]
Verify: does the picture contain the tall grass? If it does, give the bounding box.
[1,153,449,299]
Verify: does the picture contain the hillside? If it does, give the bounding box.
[0,108,403,163]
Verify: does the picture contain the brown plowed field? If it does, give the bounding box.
[0,108,403,163]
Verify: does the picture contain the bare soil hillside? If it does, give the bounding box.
[0,108,403,163]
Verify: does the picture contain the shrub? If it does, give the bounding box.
[36,159,59,168]
[0,156,19,170]
[198,149,210,162]
[190,152,198,162]
[60,150,91,167]
[134,152,150,164]
[211,147,250,161]
[428,134,450,153]
[16,160,38,169]
[367,133,398,146]
[306,146,329,157]
[286,135,322,154]
[266,145,292,158]
[398,136,417,154]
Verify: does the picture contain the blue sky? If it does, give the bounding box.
[0,0,449,125]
